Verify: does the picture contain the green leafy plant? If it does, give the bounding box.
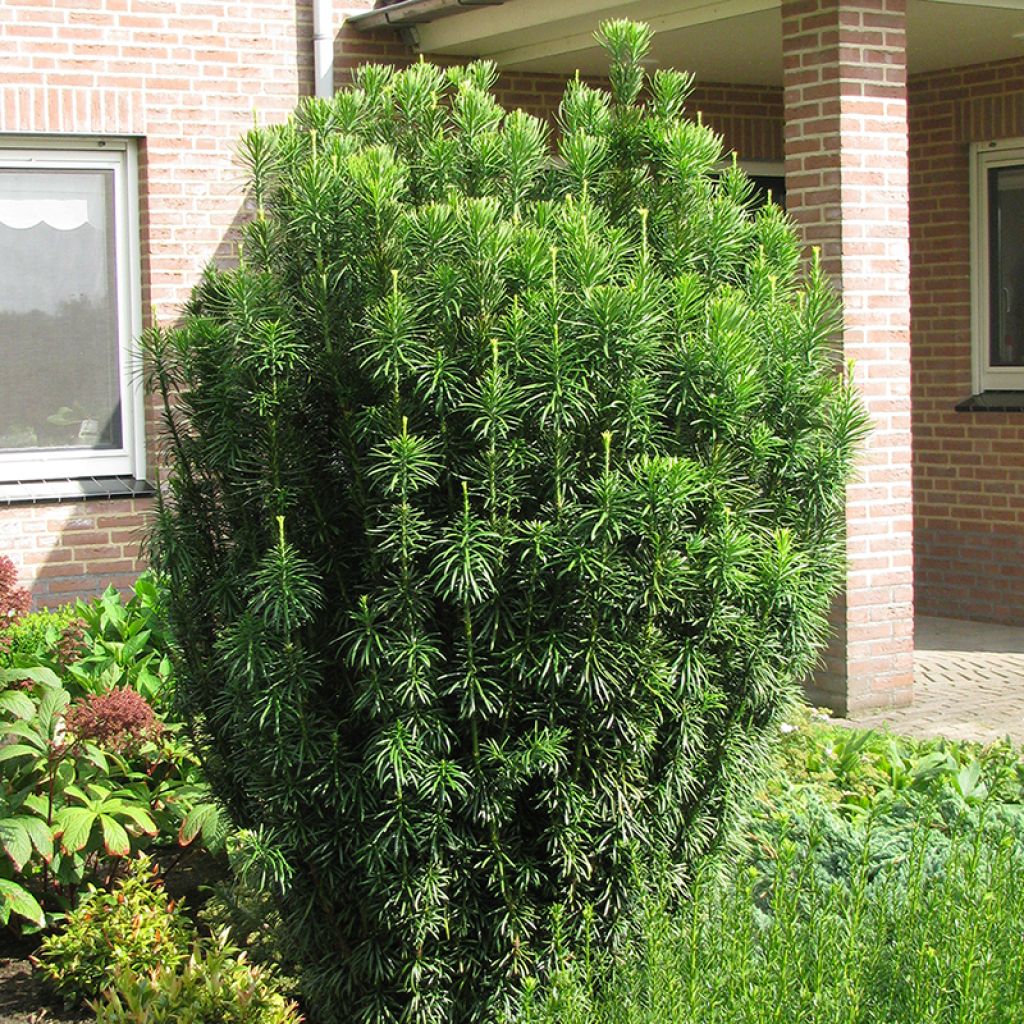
[147,19,867,1023]
[515,822,1024,1024]
[0,604,81,670]
[199,828,300,985]
[0,683,158,923]
[1,575,175,706]
[93,930,303,1024]
[747,712,1024,900]
[64,577,175,707]
[34,855,194,1004]
[0,677,224,928]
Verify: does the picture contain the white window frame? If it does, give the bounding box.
[970,138,1024,393]
[741,160,785,178]
[0,136,145,486]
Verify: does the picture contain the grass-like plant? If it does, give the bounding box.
[146,19,867,1023]
[518,724,1024,1024]
[516,823,1024,1024]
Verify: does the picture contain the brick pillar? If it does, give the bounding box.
[783,0,914,713]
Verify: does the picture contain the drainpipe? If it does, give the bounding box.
[313,0,334,99]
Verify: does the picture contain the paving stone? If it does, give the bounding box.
[843,616,1024,745]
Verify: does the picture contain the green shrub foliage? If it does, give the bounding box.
[35,856,194,1003]
[93,931,302,1024]
[147,20,867,1024]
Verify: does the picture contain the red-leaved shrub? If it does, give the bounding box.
[65,688,163,753]
[56,618,88,667]
[0,554,31,628]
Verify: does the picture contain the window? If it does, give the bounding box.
[0,138,144,490]
[743,161,786,211]
[970,139,1024,393]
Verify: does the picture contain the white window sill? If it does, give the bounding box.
[0,476,155,506]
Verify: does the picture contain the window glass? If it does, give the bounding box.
[749,174,786,211]
[988,165,1024,369]
[0,167,123,453]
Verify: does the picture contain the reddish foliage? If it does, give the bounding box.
[56,618,88,667]
[65,688,163,753]
[0,555,31,629]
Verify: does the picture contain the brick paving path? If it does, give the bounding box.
[846,616,1024,745]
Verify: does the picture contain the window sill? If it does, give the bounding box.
[955,391,1024,413]
[0,476,155,507]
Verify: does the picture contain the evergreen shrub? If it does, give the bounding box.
[147,19,867,1023]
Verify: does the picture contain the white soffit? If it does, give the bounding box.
[401,0,1024,84]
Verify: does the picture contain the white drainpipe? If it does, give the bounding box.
[313,0,334,99]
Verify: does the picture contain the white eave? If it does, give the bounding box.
[347,0,1024,85]
[346,0,510,31]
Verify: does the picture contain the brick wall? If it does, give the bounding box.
[782,0,914,712]
[1,0,315,605]
[8,1,1022,634]
[0,499,151,605]
[910,56,1024,625]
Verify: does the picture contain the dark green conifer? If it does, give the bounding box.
[147,20,867,1024]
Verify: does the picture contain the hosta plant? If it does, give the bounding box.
[147,18,867,1024]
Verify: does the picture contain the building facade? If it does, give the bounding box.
[3,0,1023,713]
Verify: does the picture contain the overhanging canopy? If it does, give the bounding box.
[347,0,1024,84]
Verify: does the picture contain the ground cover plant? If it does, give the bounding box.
[515,719,1024,1024]
[146,19,867,1024]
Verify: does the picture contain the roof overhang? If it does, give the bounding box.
[347,0,1024,85]
[348,0,508,32]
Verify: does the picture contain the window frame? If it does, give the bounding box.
[969,138,1024,394]
[0,136,144,487]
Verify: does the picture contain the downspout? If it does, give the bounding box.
[313,0,334,99]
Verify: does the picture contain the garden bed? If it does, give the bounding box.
[0,934,86,1024]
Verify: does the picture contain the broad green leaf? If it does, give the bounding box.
[122,629,152,661]
[54,807,96,853]
[0,878,45,928]
[0,719,47,745]
[135,667,161,702]
[63,784,91,806]
[0,691,36,720]
[113,804,158,836]
[36,687,71,737]
[78,744,109,773]
[0,666,62,688]
[0,818,32,872]
[180,803,221,846]
[20,816,53,863]
[0,743,42,765]
[99,815,131,857]
[22,793,48,817]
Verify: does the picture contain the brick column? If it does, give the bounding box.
[783,0,914,712]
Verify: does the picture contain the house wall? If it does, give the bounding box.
[8,4,1021,629]
[0,0,315,605]
[909,56,1024,625]
[2,5,783,609]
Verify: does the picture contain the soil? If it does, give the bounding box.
[0,934,88,1024]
